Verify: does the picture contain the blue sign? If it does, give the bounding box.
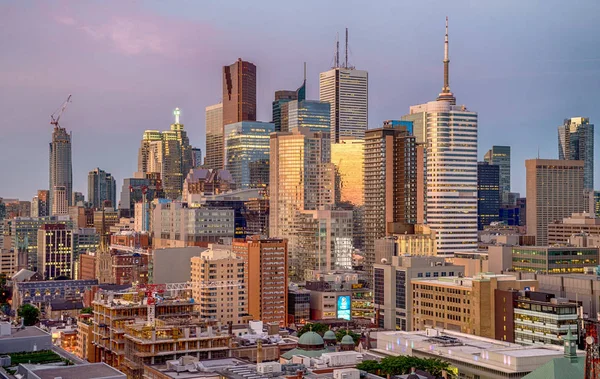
[337,295,351,320]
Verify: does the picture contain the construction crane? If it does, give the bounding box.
[134,281,243,326]
[50,94,72,128]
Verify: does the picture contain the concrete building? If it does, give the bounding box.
[232,237,288,325]
[319,64,368,142]
[375,328,580,379]
[0,323,52,354]
[525,159,585,246]
[548,212,600,245]
[191,246,248,325]
[37,223,74,280]
[511,245,598,274]
[52,185,69,216]
[76,315,95,361]
[558,117,594,190]
[205,102,224,170]
[49,123,73,211]
[224,121,273,189]
[411,273,537,338]
[495,290,577,346]
[373,255,465,331]
[484,146,511,205]
[152,246,205,284]
[31,190,50,217]
[137,109,193,200]
[364,123,417,275]
[182,168,235,203]
[88,167,117,209]
[477,161,500,230]
[151,202,235,247]
[17,363,125,379]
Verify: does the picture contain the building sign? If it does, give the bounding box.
[337,295,351,320]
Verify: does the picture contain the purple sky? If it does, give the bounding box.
[1,0,599,201]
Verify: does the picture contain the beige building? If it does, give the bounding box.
[394,224,437,256]
[548,212,600,245]
[411,273,537,338]
[526,159,585,246]
[76,316,95,362]
[331,139,364,206]
[190,246,248,325]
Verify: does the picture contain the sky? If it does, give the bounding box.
[1,0,599,201]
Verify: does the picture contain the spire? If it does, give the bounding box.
[437,16,456,105]
[173,108,181,124]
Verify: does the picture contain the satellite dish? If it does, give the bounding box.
[587,336,595,345]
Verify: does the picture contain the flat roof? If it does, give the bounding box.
[0,326,49,340]
[30,362,124,379]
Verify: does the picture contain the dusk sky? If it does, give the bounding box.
[1,1,599,201]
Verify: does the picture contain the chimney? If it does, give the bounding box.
[257,339,263,363]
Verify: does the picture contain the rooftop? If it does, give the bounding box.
[0,326,49,340]
[25,362,125,379]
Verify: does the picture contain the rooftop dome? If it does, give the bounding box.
[323,330,337,341]
[298,331,325,350]
[341,334,355,345]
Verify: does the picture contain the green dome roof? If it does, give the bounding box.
[298,331,325,347]
[341,334,354,345]
[323,330,336,340]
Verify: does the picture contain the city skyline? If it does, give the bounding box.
[1,1,599,199]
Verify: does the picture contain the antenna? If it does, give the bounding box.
[336,32,340,68]
[345,28,348,69]
[304,62,307,82]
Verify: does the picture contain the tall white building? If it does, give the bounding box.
[319,64,368,142]
[405,18,478,254]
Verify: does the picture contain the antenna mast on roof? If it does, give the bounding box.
[336,32,340,68]
[345,28,348,69]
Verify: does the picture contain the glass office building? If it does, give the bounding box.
[224,121,274,189]
[288,100,331,133]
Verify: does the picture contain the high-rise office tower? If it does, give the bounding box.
[205,103,224,169]
[287,100,331,133]
[224,121,274,189]
[270,128,352,280]
[223,58,257,126]
[31,190,50,218]
[137,108,192,200]
[364,122,417,274]
[88,168,117,209]
[526,159,585,246]
[404,18,478,254]
[319,30,368,142]
[273,74,306,132]
[52,186,69,216]
[191,147,202,168]
[49,124,73,211]
[477,162,500,230]
[484,146,511,205]
[37,223,74,280]
[558,117,594,190]
[118,174,164,218]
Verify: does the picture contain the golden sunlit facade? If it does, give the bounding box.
[331,139,364,206]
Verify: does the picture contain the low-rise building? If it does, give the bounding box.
[0,323,52,354]
[512,246,599,274]
[76,314,95,361]
[16,362,125,379]
[287,285,310,327]
[375,328,583,379]
[548,212,600,245]
[46,299,83,320]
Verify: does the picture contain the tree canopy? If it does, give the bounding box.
[297,323,329,337]
[357,357,456,378]
[18,304,40,326]
[80,307,93,314]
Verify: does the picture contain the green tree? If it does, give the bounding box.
[297,323,329,337]
[356,360,382,375]
[336,330,360,344]
[18,304,40,326]
[80,307,93,314]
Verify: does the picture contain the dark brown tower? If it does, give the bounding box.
[223,58,257,127]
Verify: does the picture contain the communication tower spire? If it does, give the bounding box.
[345,28,349,69]
[436,17,456,104]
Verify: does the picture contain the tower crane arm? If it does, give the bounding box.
[50,94,72,127]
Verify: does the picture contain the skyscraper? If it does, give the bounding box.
[558,117,594,190]
[270,128,352,280]
[88,168,117,209]
[205,103,223,169]
[477,162,500,230]
[137,108,192,199]
[272,75,306,132]
[526,159,585,246]
[364,123,417,274]
[319,31,368,142]
[484,146,511,205]
[52,186,69,216]
[405,18,478,254]
[37,223,74,280]
[224,121,274,189]
[287,100,331,133]
[191,147,202,168]
[49,125,73,211]
[223,58,257,126]
[31,190,50,218]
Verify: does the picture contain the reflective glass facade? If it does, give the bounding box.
[288,100,331,133]
[224,121,274,189]
[558,117,594,190]
[484,146,511,205]
[477,161,500,230]
[512,246,599,274]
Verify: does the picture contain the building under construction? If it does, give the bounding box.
[92,288,232,378]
